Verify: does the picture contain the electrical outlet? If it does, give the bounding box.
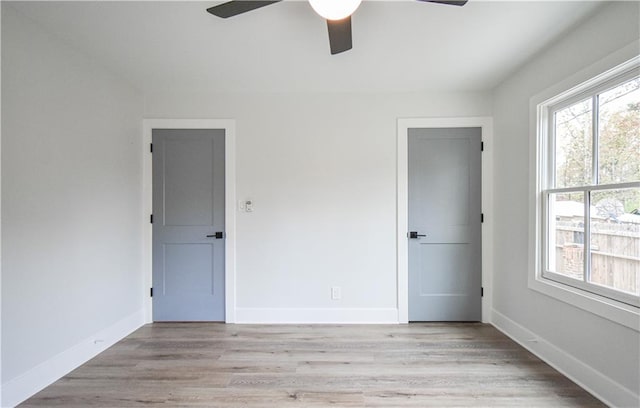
[331,286,341,300]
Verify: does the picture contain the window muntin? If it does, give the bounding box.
[542,67,640,307]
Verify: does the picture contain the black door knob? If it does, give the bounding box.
[408,231,426,239]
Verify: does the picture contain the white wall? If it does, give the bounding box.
[146,91,491,322]
[1,6,145,405]
[491,2,639,407]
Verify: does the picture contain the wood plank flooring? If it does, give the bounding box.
[20,323,605,407]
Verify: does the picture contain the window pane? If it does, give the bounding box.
[598,78,640,184]
[554,99,593,188]
[590,188,640,295]
[548,192,585,280]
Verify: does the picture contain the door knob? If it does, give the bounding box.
[408,231,426,239]
[206,232,225,239]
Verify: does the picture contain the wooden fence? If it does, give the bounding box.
[555,220,639,295]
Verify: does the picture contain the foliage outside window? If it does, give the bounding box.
[541,63,640,307]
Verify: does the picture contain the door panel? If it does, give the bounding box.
[408,127,481,321]
[163,244,214,296]
[163,139,216,226]
[418,244,470,295]
[152,129,225,321]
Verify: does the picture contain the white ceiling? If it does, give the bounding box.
[6,1,605,94]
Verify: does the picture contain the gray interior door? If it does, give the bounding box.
[152,129,225,321]
[408,127,482,321]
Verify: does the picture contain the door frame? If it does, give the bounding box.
[397,117,494,323]
[142,119,237,323]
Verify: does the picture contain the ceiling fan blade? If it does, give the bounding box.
[418,0,468,6]
[207,1,281,18]
[327,17,352,55]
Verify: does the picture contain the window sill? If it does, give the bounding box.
[528,274,639,331]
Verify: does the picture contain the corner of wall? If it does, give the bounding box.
[489,2,640,404]
[1,7,146,404]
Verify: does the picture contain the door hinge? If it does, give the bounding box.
[150,287,153,297]
[150,214,153,224]
[481,141,484,151]
[481,287,484,297]
[481,213,484,223]
[150,143,153,153]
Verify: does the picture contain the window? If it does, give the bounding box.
[539,60,640,308]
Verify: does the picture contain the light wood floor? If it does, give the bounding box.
[20,323,605,407]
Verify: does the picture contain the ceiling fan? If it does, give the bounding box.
[207,0,468,55]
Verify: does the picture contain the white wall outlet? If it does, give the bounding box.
[331,286,341,300]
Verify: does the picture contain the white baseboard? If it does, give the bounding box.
[234,307,399,324]
[1,308,145,408]
[491,309,639,408]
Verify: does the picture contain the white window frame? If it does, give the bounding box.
[529,47,640,332]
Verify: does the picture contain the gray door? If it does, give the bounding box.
[152,129,225,321]
[408,127,481,321]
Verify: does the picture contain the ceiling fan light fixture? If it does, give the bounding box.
[308,0,362,20]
